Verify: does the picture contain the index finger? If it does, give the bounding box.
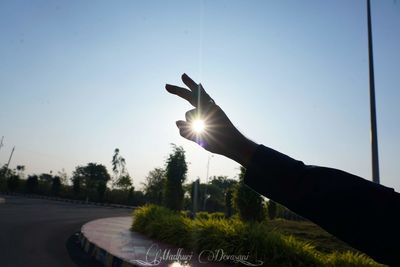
[182,73,199,92]
[182,73,215,107]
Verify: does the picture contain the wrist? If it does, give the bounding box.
[227,134,258,168]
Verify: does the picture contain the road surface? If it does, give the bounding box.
[0,195,132,267]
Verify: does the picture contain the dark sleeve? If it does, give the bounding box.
[244,145,400,266]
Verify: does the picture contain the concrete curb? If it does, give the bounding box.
[78,217,232,267]
[0,192,136,210]
[79,232,135,267]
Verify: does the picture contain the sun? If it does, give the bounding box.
[192,119,205,134]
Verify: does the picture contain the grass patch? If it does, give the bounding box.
[132,205,384,267]
[268,219,356,253]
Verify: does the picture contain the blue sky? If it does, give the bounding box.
[1,0,399,191]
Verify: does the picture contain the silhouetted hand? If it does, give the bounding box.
[166,74,258,167]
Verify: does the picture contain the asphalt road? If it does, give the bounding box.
[0,195,132,267]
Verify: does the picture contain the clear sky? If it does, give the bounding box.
[1,0,399,191]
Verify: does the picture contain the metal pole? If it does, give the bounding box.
[0,136,4,152]
[193,179,199,217]
[203,154,213,210]
[2,146,15,178]
[367,0,380,183]
[6,146,15,168]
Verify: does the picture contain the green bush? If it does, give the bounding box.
[190,216,239,252]
[326,251,381,267]
[234,167,266,222]
[132,205,192,246]
[132,205,383,267]
[210,212,225,220]
[180,210,191,218]
[268,200,277,219]
[194,211,209,220]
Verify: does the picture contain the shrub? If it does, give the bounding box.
[194,211,225,220]
[268,200,277,220]
[132,205,192,247]
[326,251,383,267]
[131,205,382,267]
[180,210,191,218]
[194,211,209,220]
[210,212,225,220]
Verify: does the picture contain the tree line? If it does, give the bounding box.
[0,144,303,221]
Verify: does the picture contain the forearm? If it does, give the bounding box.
[243,145,400,266]
[225,135,258,168]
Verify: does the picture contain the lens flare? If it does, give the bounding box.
[192,119,205,133]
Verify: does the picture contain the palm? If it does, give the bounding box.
[166,74,242,157]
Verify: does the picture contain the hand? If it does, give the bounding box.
[165,73,258,167]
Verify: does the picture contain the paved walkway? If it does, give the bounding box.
[81,217,233,267]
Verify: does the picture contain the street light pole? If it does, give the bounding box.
[0,136,4,152]
[192,178,200,217]
[367,0,380,184]
[6,146,15,169]
[203,154,213,210]
[3,146,16,177]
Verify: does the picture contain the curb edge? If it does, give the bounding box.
[78,232,138,267]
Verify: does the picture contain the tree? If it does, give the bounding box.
[38,173,53,194]
[116,174,133,190]
[39,173,53,184]
[225,188,234,218]
[164,144,187,211]
[203,183,225,212]
[26,175,39,193]
[16,165,25,179]
[0,165,10,191]
[57,169,68,185]
[51,176,62,196]
[111,148,133,190]
[206,176,237,212]
[7,173,20,192]
[71,163,111,201]
[183,177,235,212]
[233,166,265,222]
[0,165,19,192]
[209,176,237,191]
[72,175,81,196]
[142,167,165,204]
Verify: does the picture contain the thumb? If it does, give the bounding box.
[176,120,195,142]
[176,120,208,148]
